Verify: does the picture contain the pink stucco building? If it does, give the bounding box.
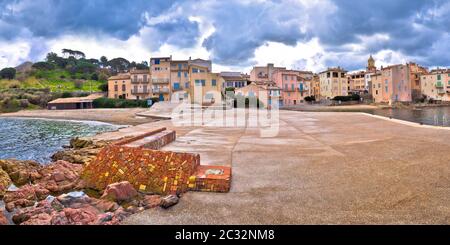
[371,64,412,103]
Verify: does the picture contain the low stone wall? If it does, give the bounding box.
[81,127,232,195]
[81,145,200,195]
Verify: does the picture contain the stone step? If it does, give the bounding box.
[123,130,176,150]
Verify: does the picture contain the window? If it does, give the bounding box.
[143,75,147,83]
[195,80,201,86]
[114,85,118,92]
[185,82,190,88]
[192,68,199,73]
[291,84,294,90]
[154,59,160,65]
[173,83,180,90]
[122,84,126,91]
[178,71,181,77]
[178,64,182,70]
[201,80,206,86]
[437,74,442,80]
[184,72,188,78]
[284,75,288,81]
[212,79,216,86]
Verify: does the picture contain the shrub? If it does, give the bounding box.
[332,94,360,102]
[0,67,16,79]
[98,83,108,92]
[91,73,99,81]
[93,97,150,108]
[61,92,73,98]
[32,62,55,70]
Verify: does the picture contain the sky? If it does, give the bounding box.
[1,0,450,73]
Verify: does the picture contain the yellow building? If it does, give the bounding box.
[421,69,450,101]
[189,64,223,105]
[170,60,190,102]
[150,57,172,101]
[319,67,348,100]
[108,74,131,99]
[129,69,152,100]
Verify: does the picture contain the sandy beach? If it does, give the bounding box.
[0,108,161,125]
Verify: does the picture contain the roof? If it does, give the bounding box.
[48,94,103,104]
[108,74,130,80]
[319,67,347,74]
[130,69,149,74]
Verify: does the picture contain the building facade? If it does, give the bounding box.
[129,69,152,100]
[319,67,348,99]
[420,69,450,101]
[371,64,412,103]
[272,69,312,106]
[250,63,285,83]
[150,57,172,102]
[108,74,131,99]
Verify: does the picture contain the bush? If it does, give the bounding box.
[98,83,108,92]
[0,67,16,79]
[91,73,99,81]
[93,97,150,108]
[304,96,316,102]
[61,92,73,98]
[32,62,55,70]
[332,94,360,102]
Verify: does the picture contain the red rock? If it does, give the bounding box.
[91,199,120,212]
[0,209,8,225]
[101,181,138,203]
[3,184,49,211]
[36,161,83,194]
[142,195,162,209]
[12,200,55,224]
[60,207,99,225]
[21,213,53,225]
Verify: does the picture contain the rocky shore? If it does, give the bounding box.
[0,137,179,225]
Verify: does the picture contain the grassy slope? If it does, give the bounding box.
[0,69,105,92]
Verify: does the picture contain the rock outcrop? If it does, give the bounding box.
[35,160,84,193]
[0,168,11,197]
[0,209,8,225]
[100,181,138,203]
[51,139,110,165]
[0,159,42,186]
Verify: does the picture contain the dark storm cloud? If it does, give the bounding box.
[0,0,191,41]
[1,0,450,68]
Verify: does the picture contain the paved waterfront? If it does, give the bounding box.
[111,110,450,224]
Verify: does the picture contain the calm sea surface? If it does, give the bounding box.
[0,117,119,163]
[362,107,450,127]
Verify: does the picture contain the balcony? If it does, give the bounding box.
[152,78,170,84]
[436,81,444,88]
[131,88,150,94]
[131,78,149,84]
[172,86,183,91]
[152,87,170,93]
[437,88,446,94]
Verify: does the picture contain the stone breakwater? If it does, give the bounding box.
[0,137,180,225]
[1,127,232,225]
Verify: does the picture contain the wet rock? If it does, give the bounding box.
[141,195,162,209]
[51,149,99,165]
[0,209,8,225]
[70,137,93,149]
[3,184,49,212]
[101,181,138,203]
[0,168,11,197]
[160,195,179,209]
[0,159,42,186]
[56,191,91,208]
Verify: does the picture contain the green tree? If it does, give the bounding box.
[32,62,55,70]
[0,67,16,79]
[100,56,108,67]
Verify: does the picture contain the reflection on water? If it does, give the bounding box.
[0,118,118,164]
[352,107,450,127]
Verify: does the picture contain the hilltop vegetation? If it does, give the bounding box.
[0,49,149,113]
